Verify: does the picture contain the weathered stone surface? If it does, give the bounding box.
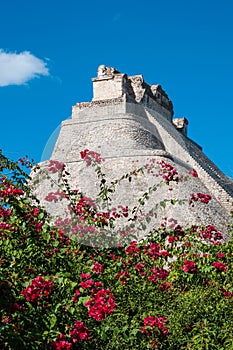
[32,65,233,240]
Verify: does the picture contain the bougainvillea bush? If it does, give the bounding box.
[0,149,233,349]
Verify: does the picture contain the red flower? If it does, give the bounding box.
[168,236,178,244]
[199,225,223,243]
[212,261,227,272]
[141,316,168,338]
[217,253,224,259]
[148,266,169,283]
[21,276,53,302]
[85,288,116,321]
[72,289,81,302]
[134,262,145,274]
[220,288,233,299]
[0,182,24,198]
[48,160,65,173]
[144,242,161,259]
[69,320,90,342]
[158,282,172,291]
[181,260,197,273]
[80,149,104,167]
[115,270,131,285]
[157,161,179,184]
[51,334,72,349]
[80,279,94,289]
[80,273,91,279]
[189,193,211,206]
[188,169,198,178]
[125,241,140,256]
[92,261,104,274]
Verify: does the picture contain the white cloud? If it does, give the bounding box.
[0,49,49,87]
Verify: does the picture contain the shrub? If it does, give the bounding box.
[0,149,233,349]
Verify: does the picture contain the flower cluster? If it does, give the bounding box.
[85,288,116,321]
[69,320,90,342]
[125,241,140,256]
[148,266,169,283]
[212,261,227,272]
[18,157,33,169]
[72,289,81,302]
[199,225,223,243]
[92,261,104,274]
[220,288,233,299]
[0,206,11,218]
[74,197,97,215]
[51,334,72,349]
[0,181,24,198]
[115,270,131,285]
[180,260,197,273]
[188,169,198,178]
[48,160,65,173]
[21,276,54,302]
[45,190,68,202]
[80,149,105,167]
[157,161,179,184]
[80,279,94,289]
[189,192,212,206]
[141,316,168,338]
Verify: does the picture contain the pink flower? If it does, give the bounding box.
[189,193,211,206]
[199,225,223,243]
[92,261,104,274]
[80,279,94,289]
[217,253,225,259]
[141,316,168,338]
[85,288,116,321]
[157,161,179,184]
[125,241,140,256]
[51,334,72,349]
[181,260,197,273]
[21,276,53,303]
[2,315,10,324]
[72,289,81,302]
[48,160,65,173]
[80,273,91,279]
[69,320,90,342]
[188,169,198,178]
[212,261,227,272]
[148,266,169,283]
[80,149,104,167]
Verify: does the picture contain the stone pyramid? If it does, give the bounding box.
[32,65,233,241]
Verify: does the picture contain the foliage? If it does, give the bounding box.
[0,149,233,349]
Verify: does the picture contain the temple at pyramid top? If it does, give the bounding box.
[92,64,173,116]
[72,64,176,125]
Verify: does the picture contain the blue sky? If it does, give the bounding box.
[1,0,233,176]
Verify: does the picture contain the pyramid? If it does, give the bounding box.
[32,65,233,241]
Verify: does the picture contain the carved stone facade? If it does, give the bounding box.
[32,65,233,240]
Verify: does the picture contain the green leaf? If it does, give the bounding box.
[78,296,90,306]
[49,314,57,329]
